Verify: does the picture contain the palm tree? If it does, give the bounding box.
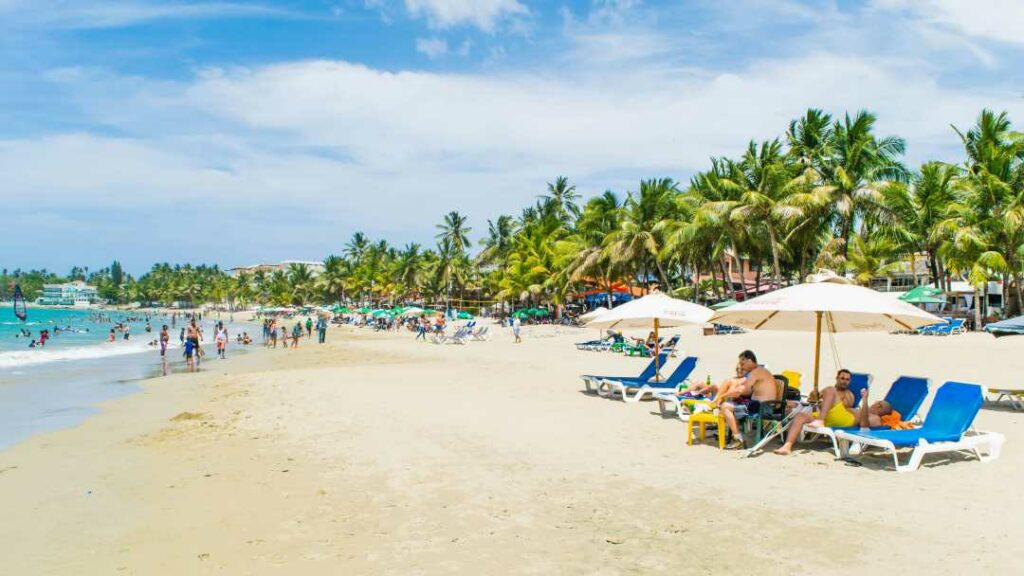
[722,139,802,288]
[880,162,959,288]
[540,176,581,225]
[287,263,314,305]
[818,111,909,272]
[436,211,472,257]
[605,178,679,292]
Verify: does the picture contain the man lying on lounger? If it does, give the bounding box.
[774,369,894,455]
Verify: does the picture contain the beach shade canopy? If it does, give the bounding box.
[457,311,475,320]
[711,299,738,310]
[708,282,944,395]
[371,309,393,318]
[899,285,944,302]
[512,309,530,318]
[985,315,1024,337]
[529,308,550,317]
[398,306,425,317]
[578,306,609,324]
[357,306,373,314]
[588,293,714,379]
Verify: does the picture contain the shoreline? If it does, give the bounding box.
[1,323,1022,574]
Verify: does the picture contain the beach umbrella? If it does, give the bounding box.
[578,306,609,324]
[710,299,738,310]
[357,306,373,314]
[399,306,425,317]
[529,308,550,317]
[512,309,531,318]
[984,315,1024,337]
[587,293,714,379]
[371,309,392,318]
[901,294,945,304]
[457,311,475,320]
[899,285,944,302]
[708,282,945,396]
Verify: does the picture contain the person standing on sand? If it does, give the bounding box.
[316,316,327,344]
[215,321,228,359]
[291,322,302,348]
[305,316,313,338]
[512,314,522,343]
[159,325,169,357]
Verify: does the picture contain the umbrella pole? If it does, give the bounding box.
[812,311,822,400]
[654,318,661,381]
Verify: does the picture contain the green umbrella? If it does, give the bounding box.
[371,309,393,318]
[899,286,944,302]
[357,306,373,314]
[529,308,550,317]
[457,311,474,320]
[422,308,438,315]
[711,299,738,310]
[512,310,530,318]
[902,294,946,304]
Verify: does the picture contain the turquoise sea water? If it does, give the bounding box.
[0,307,257,449]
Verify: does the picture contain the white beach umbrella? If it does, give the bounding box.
[707,282,944,395]
[578,306,609,325]
[588,293,714,378]
[399,306,425,317]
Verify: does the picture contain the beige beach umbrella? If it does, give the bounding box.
[578,306,609,325]
[587,293,714,379]
[707,282,944,397]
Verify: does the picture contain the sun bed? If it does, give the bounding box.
[471,326,490,341]
[580,352,668,394]
[834,381,1005,472]
[713,323,745,335]
[601,356,698,403]
[801,375,929,457]
[988,387,1024,410]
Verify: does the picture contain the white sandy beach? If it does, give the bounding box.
[1,323,1022,575]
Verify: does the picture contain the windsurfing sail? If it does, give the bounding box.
[13,284,27,321]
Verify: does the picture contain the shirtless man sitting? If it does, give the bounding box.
[714,350,777,449]
[774,369,894,455]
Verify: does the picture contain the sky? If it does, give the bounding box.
[2,0,1024,274]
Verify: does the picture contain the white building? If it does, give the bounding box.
[37,281,100,306]
[229,260,326,277]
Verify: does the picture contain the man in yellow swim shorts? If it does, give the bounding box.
[774,369,893,455]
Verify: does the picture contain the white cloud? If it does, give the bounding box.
[0,0,290,29]
[404,0,527,31]
[872,0,1024,45]
[415,37,448,58]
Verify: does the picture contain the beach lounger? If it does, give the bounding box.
[713,323,745,335]
[446,326,470,344]
[801,375,930,457]
[835,381,1005,472]
[601,356,698,403]
[580,352,669,395]
[989,388,1024,410]
[471,326,490,341]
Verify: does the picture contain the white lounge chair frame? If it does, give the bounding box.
[833,428,1005,473]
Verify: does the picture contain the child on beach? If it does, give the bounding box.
[215,322,228,359]
[159,325,169,357]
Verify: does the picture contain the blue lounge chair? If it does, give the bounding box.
[835,382,1005,472]
[849,372,872,407]
[580,352,669,394]
[802,375,928,457]
[713,324,744,335]
[601,356,699,402]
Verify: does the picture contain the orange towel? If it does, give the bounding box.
[879,410,916,430]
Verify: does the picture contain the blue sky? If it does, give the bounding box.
[2,0,1024,274]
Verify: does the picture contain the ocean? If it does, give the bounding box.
[0,307,259,449]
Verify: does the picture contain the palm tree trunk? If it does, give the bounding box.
[1014,272,1024,317]
[909,252,918,287]
[718,260,730,299]
[974,286,983,330]
[767,222,782,290]
[928,254,939,288]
